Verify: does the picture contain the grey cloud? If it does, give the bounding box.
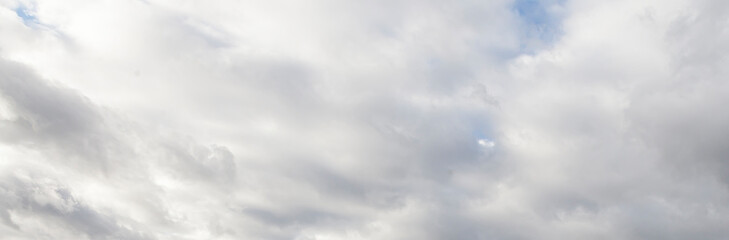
[628,0,729,185]
[0,172,153,240]
[0,58,242,238]
[159,140,237,184]
[3,0,729,239]
[0,58,127,174]
[0,60,99,138]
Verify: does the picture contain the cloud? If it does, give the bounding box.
[1,0,729,239]
[0,170,153,240]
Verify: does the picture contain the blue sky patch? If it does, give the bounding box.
[515,0,551,26]
[15,6,38,26]
[512,0,565,53]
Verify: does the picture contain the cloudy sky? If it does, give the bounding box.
[1,0,729,239]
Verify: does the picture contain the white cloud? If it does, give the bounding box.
[2,0,729,239]
[478,139,496,148]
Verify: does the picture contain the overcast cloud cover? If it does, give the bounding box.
[1,0,729,239]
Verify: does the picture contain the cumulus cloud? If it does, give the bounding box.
[1,0,729,239]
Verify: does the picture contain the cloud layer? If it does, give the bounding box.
[2,0,729,239]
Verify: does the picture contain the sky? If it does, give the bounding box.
[1,0,729,239]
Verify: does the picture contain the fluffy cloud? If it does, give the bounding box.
[1,0,729,239]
